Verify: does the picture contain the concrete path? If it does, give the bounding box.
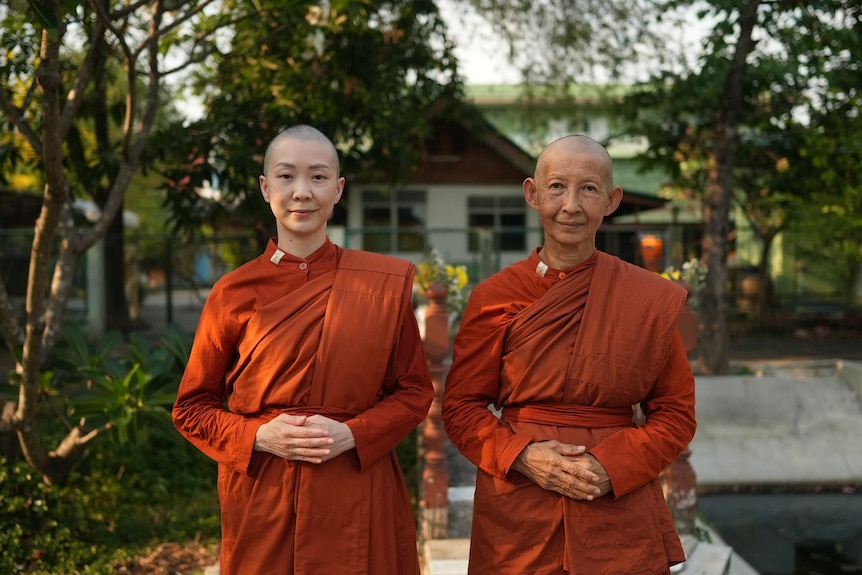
[692,360,862,489]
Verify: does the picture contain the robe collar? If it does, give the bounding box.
[265,237,337,266]
[531,247,597,280]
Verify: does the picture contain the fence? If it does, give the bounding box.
[1,226,855,327]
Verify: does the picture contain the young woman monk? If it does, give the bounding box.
[173,124,433,575]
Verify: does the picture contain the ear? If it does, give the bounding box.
[605,185,623,216]
[523,177,539,210]
[259,175,271,203]
[335,176,345,203]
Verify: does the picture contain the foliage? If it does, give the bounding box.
[661,258,708,307]
[51,324,191,446]
[395,428,422,519]
[0,0,231,484]
[463,0,669,85]
[416,248,471,315]
[151,0,465,239]
[0,415,422,574]
[0,435,219,574]
[617,1,862,370]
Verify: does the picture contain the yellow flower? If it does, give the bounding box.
[417,250,471,315]
[660,258,707,307]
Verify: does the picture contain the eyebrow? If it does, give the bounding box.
[273,161,333,170]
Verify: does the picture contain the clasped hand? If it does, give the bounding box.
[254,414,355,464]
[511,440,612,501]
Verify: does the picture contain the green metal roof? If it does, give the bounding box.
[612,158,667,197]
[465,83,633,104]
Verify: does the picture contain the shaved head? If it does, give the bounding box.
[263,124,340,175]
[535,134,614,189]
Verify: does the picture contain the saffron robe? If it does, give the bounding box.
[173,239,433,575]
[442,249,697,575]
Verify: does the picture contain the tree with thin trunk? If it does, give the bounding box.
[698,0,761,374]
[1,0,464,485]
[467,0,860,373]
[0,0,227,485]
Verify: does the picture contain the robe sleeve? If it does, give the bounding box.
[172,287,265,476]
[442,289,533,479]
[345,294,434,470]
[589,329,697,498]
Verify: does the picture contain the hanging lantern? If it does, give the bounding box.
[640,234,664,272]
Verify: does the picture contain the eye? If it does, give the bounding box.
[278,173,294,180]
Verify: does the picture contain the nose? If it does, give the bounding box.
[561,188,582,213]
[292,178,312,200]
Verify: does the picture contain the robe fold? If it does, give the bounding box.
[442,249,697,575]
[173,239,433,575]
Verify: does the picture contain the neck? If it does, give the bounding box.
[276,232,327,259]
[539,244,595,270]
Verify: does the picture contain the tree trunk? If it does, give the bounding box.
[753,231,776,330]
[0,401,19,461]
[105,212,131,331]
[698,0,762,375]
[15,12,70,483]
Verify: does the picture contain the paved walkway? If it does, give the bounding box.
[692,360,862,490]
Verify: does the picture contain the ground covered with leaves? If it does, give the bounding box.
[111,541,219,574]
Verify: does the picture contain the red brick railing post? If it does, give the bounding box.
[421,282,451,540]
[661,447,698,536]
[662,282,699,536]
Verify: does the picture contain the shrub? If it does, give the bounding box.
[0,432,220,574]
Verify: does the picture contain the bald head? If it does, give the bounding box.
[535,134,614,189]
[263,124,340,175]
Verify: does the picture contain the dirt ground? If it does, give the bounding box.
[110,542,219,575]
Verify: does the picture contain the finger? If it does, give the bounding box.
[276,413,309,426]
[278,425,332,439]
[569,463,600,484]
[564,477,601,501]
[284,446,332,462]
[289,435,335,447]
[556,444,588,456]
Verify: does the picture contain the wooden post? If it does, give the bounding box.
[422,282,450,540]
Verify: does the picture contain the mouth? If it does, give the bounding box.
[290,208,317,216]
[556,220,584,229]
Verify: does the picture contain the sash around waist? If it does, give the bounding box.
[258,406,359,423]
[502,403,634,428]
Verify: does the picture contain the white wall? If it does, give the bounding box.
[347,184,541,272]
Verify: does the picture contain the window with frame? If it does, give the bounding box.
[362,189,427,253]
[467,196,526,252]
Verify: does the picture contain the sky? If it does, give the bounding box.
[436,0,522,85]
[174,2,712,119]
[437,0,521,84]
[437,0,715,85]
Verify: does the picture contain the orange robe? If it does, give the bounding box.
[442,249,697,575]
[173,239,433,575]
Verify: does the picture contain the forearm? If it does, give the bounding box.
[590,334,696,497]
[173,396,264,474]
[347,385,432,468]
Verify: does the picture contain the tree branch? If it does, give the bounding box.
[0,87,41,151]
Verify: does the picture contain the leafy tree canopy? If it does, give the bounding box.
[151,0,465,239]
